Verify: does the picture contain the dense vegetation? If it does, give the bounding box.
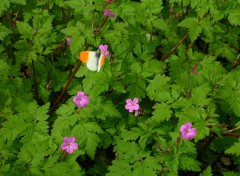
[0,0,240,175]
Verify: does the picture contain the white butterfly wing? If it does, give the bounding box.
[86,52,98,71]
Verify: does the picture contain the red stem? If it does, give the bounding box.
[161,32,189,61]
[47,60,82,115]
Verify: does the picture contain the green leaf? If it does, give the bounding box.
[10,0,26,5]
[0,24,11,41]
[74,122,103,159]
[228,7,240,26]
[0,102,49,143]
[61,22,86,56]
[200,166,212,176]
[178,17,202,41]
[107,160,133,176]
[191,85,210,107]
[179,156,201,171]
[225,141,240,156]
[17,21,34,39]
[146,74,171,102]
[218,70,240,116]
[152,103,172,122]
[141,0,163,14]
[223,172,240,176]
[132,157,160,176]
[0,0,10,16]
[194,121,210,141]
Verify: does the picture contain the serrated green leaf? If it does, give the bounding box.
[178,17,202,41]
[225,141,240,156]
[152,103,172,122]
[194,121,210,141]
[74,122,103,159]
[228,8,240,26]
[17,21,34,39]
[223,172,240,176]
[146,74,171,102]
[0,24,11,40]
[179,156,201,171]
[200,166,212,176]
[0,0,10,16]
[191,85,210,107]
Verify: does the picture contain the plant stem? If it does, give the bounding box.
[32,60,39,100]
[161,32,189,61]
[222,133,240,137]
[222,126,240,134]
[47,60,82,115]
[94,16,109,36]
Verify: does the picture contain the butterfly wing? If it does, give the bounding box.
[97,53,105,72]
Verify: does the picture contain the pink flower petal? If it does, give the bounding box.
[69,137,76,143]
[66,147,74,154]
[104,9,110,16]
[180,125,187,133]
[133,104,139,111]
[185,122,192,128]
[104,51,109,57]
[99,44,105,51]
[126,98,132,104]
[63,137,69,143]
[133,98,138,104]
[77,91,85,97]
[72,143,78,150]
[61,143,68,150]
[125,104,132,110]
[128,107,134,113]
[109,13,116,17]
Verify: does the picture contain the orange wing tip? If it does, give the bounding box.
[100,54,105,66]
[79,51,89,63]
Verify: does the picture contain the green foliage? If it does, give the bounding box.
[1,0,240,175]
[0,23,11,40]
[226,140,240,156]
[200,166,212,176]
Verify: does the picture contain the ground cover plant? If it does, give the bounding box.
[0,0,240,175]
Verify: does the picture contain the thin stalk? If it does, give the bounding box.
[161,32,189,61]
[47,60,82,115]
[32,60,39,100]
[94,16,109,36]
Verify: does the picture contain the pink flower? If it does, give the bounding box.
[180,122,197,140]
[104,9,116,17]
[73,91,89,108]
[99,44,110,57]
[66,37,71,46]
[125,98,140,113]
[61,137,78,154]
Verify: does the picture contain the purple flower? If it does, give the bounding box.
[73,91,89,108]
[66,37,71,46]
[180,122,197,140]
[99,44,110,57]
[104,9,116,17]
[125,98,140,113]
[61,137,78,154]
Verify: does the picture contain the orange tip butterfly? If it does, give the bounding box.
[79,50,105,72]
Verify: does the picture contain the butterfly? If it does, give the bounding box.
[79,50,105,72]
